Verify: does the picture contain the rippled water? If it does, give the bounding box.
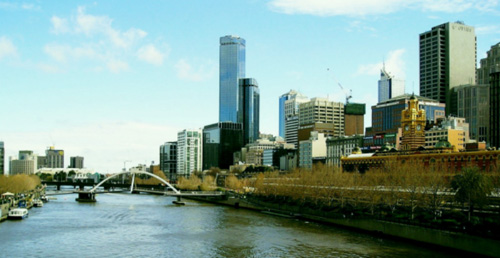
[0,192,457,258]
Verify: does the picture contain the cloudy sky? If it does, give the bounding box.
[1,0,499,173]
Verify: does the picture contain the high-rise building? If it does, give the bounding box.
[283,91,309,148]
[45,146,64,168]
[299,98,344,137]
[279,90,308,138]
[378,66,405,103]
[9,150,38,175]
[219,35,246,123]
[0,141,4,175]
[160,141,177,182]
[203,122,243,170]
[419,22,476,115]
[69,156,84,169]
[477,43,500,148]
[344,103,366,136]
[177,129,202,178]
[240,78,260,144]
[453,84,489,142]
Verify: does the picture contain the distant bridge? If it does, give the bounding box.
[75,171,224,204]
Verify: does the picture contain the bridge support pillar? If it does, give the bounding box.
[172,196,185,205]
[57,184,61,191]
[75,192,96,202]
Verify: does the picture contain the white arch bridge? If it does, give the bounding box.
[74,171,224,203]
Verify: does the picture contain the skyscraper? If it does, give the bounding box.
[283,91,309,148]
[419,21,476,115]
[279,90,308,138]
[240,78,260,144]
[219,35,246,123]
[177,129,202,178]
[69,156,84,169]
[378,66,405,103]
[203,122,243,170]
[45,146,64,168]
[160,141,177,182]
[0,141,4,175]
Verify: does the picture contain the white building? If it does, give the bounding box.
[299,98,345,138]
[9,151,38,175]
[299,131,327,169]
[177,129,202,178]
[283,91,309,148]
[378,66,405,103]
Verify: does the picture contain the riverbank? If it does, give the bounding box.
[187,193,500,257]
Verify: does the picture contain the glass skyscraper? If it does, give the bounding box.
[219,35,246,123]
[240,78,260,144]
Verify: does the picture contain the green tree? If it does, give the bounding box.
[451,167,493,221]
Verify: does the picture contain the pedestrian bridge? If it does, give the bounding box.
[75,170,224,203]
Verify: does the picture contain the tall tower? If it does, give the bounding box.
[378,66,405,103]
[400,94,426,150]
[419,22,476,115]
[177,129,202,178]
[283,91,309,148]
[45,146,64,168]
[240,78,260,144]
[219,35,246,123]
[0,141,4,175]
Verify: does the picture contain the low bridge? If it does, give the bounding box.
[75,171,225,204]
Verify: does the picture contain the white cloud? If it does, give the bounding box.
[137,44,165,66]
[357,48,406,79]
[174,59,216,82]
[107,59,129,73]
[0,36,17,60]
[268,0,498,16]
[50,16,69,34]
[476,25,500,35]
[3,121,180,173]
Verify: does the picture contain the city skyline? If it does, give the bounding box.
[1,1,500,172]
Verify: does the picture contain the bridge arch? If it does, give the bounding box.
[89,171,180,194]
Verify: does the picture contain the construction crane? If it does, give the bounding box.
[328,68,352,104]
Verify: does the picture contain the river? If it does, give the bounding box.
[0,191,458,257]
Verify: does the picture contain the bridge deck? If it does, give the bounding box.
[134,188,225,197]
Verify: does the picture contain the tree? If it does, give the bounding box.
[451,167,493,221]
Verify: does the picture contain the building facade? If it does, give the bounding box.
[45,147,64,168]
[299,132,327,169]
[326,135,364,167]
[419,22,476,114]
[160,141,177,182]
[69,156,84,169]
[299,98,344,137]
[453,84,489,142]
[378,66,405,103]
[400,95,426,150]
[219,35,246,123]
[203,122,243,170]
[177,129,202,178]
[0,141,4,175]
[240,78,260,144]
[344,103,366,136]
[9,150,38,175]
[284,92,309,148]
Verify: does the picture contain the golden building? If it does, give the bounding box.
[400,94,426,150]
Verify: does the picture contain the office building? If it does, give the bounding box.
[453,84,489,142]
[279,90,308,138]
[160,141,177,182]
[378,66,405,103]
[219,35,246,123]
[177,129,202,178]
[203,122,243,170]
[0,141,4,175]
[69,156,84,169]
[299,131,327,169]
[283,91,309,147]
[344,103,366,136]
[240,78,260,144]
[299,98,344,137]
[45,146,64,168]
[419,22,476,115]
[9,150,38,175]
[477,43,500,148]
[326,135,364,167]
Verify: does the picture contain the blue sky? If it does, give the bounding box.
[1,0,499,173]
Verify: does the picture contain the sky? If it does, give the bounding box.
[1,0,500,173]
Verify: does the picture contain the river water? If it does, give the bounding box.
[0,191,458,257]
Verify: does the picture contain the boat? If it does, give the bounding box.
[8,208,29,220]
[40,196,49,203]
[33,200,43,207]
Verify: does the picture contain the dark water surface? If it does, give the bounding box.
[0,192,457,257]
